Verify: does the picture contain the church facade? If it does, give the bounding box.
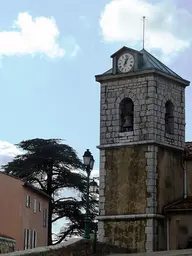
[95,46,192,252]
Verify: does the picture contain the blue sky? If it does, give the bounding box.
[0,0,192,235]
[0,0,108,171]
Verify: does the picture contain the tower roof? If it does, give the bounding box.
[139,49,183,80]
[101,47,189,85]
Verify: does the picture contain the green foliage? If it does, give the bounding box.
[3,138,98,244]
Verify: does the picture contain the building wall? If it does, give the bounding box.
[186,160,192,196]
[0,173,48,251]
[169,214,192,250]
[0,173,23,250]
[155,146,183,251]
[157,147,184,213]
[21,186,48,249]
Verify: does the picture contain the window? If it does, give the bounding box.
[34,199,37,213]
[39,201,42,212]
[165,100,174,134]
[43,208,48,227]
[24,229,37,249]
[120,98,134,132]
[26,195,30,208]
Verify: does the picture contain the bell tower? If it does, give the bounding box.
[95,46,190,252]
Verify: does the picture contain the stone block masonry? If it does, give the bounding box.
[144,145,158,252]
[100,74,185,150]
[97,145,162,252]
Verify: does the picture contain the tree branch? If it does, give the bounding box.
[54,197,77,204]
[52,215,65,223]
[53,224,78,245]
[30,177,46,191]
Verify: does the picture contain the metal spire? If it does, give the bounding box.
[142,16,146,49]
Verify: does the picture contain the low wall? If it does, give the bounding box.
[0,238,132,256]
[123,249,192,256]
[2,238,192,256]
[0,235,15,254]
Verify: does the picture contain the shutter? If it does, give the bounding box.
[33,230,37,248]
[28,229,31,249]
[30,230,33,248]
[26,229,29,249]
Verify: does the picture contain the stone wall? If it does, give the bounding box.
[0,236,15,254]
[0,238,132,256]
[99,73,185,149]
[104,220,146,252]
[3,238,192,256]
[104,146,147,215]
[98,144,160,252]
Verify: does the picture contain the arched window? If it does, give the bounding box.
[120,98,134,132]
[165,100,174,134]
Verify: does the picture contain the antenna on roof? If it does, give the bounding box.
[142,16,146,49]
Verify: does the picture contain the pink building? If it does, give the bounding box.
[0,172,49,251]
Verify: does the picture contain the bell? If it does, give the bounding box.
[123,115,133,129]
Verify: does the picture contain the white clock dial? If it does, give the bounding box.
[117,53,135,73]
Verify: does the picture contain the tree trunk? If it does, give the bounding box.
[48,198,52,245]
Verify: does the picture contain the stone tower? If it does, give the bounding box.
[95,46,190,252]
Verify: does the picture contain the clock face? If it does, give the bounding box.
[117,53,135,73]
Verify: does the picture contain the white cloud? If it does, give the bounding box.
[0,12,64,58]
[0,141,21,167]
[100,0,192,60]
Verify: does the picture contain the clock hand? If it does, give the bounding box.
[124,56,129,66]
